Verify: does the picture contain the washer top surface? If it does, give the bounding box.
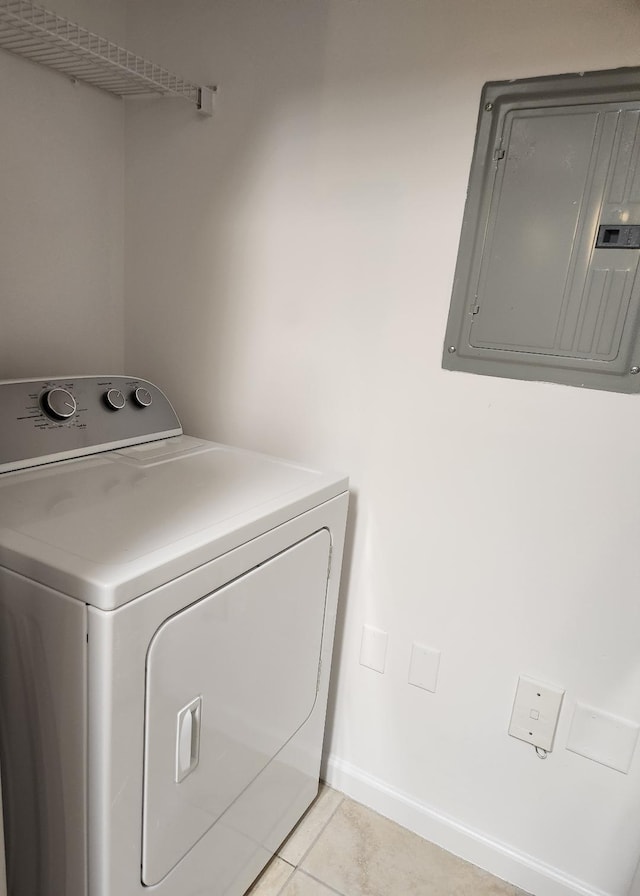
[0,377,347,609]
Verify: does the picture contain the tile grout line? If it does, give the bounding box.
[261,857,295,896]
[293,790,345,870]
[281,856,296,894]
[272,789,346,896]
[300,869,349,896]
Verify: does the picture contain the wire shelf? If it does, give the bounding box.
[0,0,215,114]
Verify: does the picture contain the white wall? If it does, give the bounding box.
[0,0,126,379]
[124,2,640,894]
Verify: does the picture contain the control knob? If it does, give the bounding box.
[132,387,153,408]
[42,387,77,420]
[105,389,126,411]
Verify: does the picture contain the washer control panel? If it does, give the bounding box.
[0,376,182,473]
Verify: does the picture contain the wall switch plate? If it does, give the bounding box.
[359,625,388,674]
[509,675,565,752]
[408,643,440,692]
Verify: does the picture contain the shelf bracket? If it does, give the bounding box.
[197,86,216,117]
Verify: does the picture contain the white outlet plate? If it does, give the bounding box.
[509,675,564,752]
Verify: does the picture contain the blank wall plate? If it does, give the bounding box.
[509,675,564,752]
[360,625,388,674]
[566,703,640,773]
[408,643,440,693]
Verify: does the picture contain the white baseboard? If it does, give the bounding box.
[321,753,612,896]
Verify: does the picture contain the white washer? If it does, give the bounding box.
[0,376,348,896]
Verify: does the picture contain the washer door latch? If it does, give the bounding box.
[175,696,202,783]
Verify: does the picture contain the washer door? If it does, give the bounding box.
[141,530,331,886]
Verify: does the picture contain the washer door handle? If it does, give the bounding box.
[176,696,202,783]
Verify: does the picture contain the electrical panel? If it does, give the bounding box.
[443,67,640,393]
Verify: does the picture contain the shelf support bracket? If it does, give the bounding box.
[197,86,216,117]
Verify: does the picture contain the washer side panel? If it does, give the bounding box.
[0,568,88,896]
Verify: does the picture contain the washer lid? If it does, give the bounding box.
[0,436,348,609]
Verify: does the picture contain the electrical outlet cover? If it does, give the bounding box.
[509,675,565,752]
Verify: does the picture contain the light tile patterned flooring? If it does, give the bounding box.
[246,785,531,896]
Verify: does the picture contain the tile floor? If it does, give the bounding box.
[246,785,531,896]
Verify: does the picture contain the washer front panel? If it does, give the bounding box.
[142,530,331,885]
[87,494,349,896]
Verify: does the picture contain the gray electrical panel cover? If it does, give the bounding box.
[442,67,640,392]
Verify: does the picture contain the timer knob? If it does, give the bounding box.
[42,387,77,420]
[132,387,153,408]
[105,389,126,411]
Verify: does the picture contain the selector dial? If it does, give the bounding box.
[132,387,153,408]
[42,387,77,420]
[105,388,126,411]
